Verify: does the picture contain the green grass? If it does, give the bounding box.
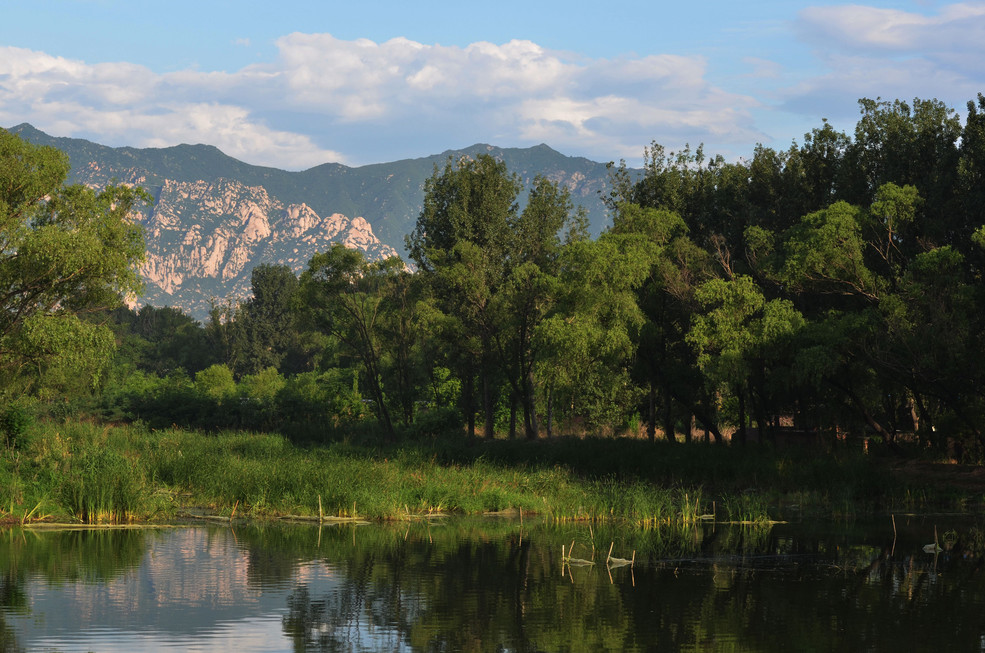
[0,419,972,525]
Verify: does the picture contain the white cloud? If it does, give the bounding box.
[799,2,985,54]
[779,3,985,127]
[263,34,763,157]
[0,46,345,168]
[0,33,763,168]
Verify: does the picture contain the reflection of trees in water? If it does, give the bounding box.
[279,531,537,652]
[276,520,985,652]
[0,529,147,601]
[233,526,312,590]
[0,618,22,653]
[0,528,148,584]
[0,528,149,653]
[280,528,644,652]
[283,577,417,652]
[634,530,985,652]
[0,569,26,653]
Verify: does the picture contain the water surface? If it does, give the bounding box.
[1,515,983,651]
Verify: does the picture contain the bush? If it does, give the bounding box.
[239,367,286,404]
[195,364,237,401]
[1,398,36,449]
[404,406,462,439]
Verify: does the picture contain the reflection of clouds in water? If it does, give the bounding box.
[5,528,340,652]
[6,527,417,652]
[28,615,289,653]
[6,520,985,651]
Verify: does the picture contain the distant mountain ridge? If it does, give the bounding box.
[9,124,619,319]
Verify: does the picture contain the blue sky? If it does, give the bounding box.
[2,0,983,169]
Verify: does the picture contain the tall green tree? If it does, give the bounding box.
[0,128,147,396]
[687,275,805,444]
[110,304,215,376]
[493,176,575,438]
[298,244,401,439]
[408,155,520,438]
[240,264,301,375]
[537,231,650,433]
[609,203,717,442]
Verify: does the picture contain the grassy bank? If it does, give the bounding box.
[0,420,978,525]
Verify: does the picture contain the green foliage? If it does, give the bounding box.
[781,201,881,298]
[195,364,237,401]
[110,304,217,376]
[298,245,402,438]
[536,235,648,430]
[0,398,35,449]
[225,264,303,376]
[59,448,148,523]
[1,141,143,285]
[239,366,286,403]
[18,96,985,456]
[0,128,148,397]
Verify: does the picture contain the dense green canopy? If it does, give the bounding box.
[0,128,146,396]
[25,95,985,463]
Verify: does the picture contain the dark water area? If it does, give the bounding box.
[1,515,983,652]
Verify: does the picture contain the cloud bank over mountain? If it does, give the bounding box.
[0,35,763,169]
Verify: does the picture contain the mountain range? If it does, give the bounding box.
[10,124,620,320]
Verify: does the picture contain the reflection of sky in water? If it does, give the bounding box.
[5,519,985,651]
[4,528,414,652]
[26,616,290,653]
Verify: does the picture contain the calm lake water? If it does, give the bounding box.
[1,515,984,652]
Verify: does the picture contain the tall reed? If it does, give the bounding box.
[0,419,967,525]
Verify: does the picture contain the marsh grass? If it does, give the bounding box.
[720,493,773,523]
[59,449,147,523]
[0,419,961,525]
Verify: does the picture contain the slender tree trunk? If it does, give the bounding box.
[907,391,920,438]
[752,393,769,445]
[912,392,936,449]
[663,393,675,443]
[685,413,693,444]
[647,383,656,443]
[752,362,771,444]
[693,407,722,444]
[828,378,895,445]
[365,364,395,441]
[523,368,539,440]
[463,372,475,439]
[509,391,517,440]
[546,382,554,439]
[735,385,747,446]
[483,370,495,440]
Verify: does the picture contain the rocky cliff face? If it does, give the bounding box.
[11,125,624,321]
[133,178,396,319]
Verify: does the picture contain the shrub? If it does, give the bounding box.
[240,367,286,404]
[1,398,36,449]
[195,364,237,401]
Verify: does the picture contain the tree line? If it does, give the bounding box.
[4,95,985,459]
